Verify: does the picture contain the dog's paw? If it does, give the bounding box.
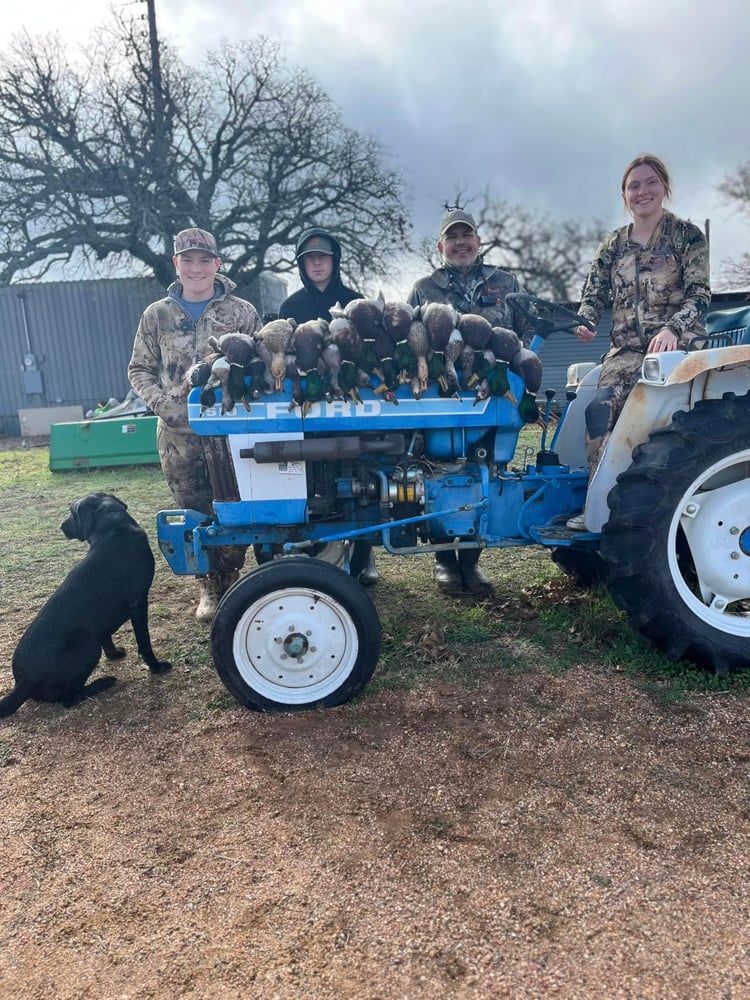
[148,659,172,674]
[103,645,127,661]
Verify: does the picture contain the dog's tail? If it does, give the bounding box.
[0,685,29,718]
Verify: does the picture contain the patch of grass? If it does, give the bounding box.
[205,693,238,712]
[585,871,613,888]
[426,817,453,839]
[2,442,750,712]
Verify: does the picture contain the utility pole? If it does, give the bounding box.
[144,0,165,144]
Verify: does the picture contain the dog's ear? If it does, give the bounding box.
[64,495,100,541]
[63,493,129,541]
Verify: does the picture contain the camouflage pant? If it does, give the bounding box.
[584,349,645,474]
[157,423,246,577]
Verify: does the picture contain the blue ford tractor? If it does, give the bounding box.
[157,296,750,711]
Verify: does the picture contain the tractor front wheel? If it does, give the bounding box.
[212,557,381,711]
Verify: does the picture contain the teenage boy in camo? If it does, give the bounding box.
[128,228,262,622]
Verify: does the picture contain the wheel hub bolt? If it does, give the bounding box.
[731,551,740,560]
[685,503,698,515]
[730,527,740,535]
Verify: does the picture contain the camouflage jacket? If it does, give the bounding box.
[578,211,710,351]
[407,261,535,341]
[128,274,261,431]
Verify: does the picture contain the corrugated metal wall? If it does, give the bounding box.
[0,274,287,435]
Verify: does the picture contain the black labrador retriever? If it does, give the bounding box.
[0,492,170,716]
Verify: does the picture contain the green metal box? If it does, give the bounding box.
[49,415,159,471]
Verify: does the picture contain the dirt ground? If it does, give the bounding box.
[1,438,749,998]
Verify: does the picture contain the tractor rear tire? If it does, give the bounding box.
[550,547,607,588]
[602,392,750,675]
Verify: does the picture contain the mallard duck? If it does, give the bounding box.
[358,339,385,384]
[518,388,544,426]
[473,358,516,407]
[458,343,477,390]
[292,319,328,374]
[320,341,343,398]
[407,318,430,395]
[458,313,492,351]
[468,348,496,388]
[345,292,386,341]
[421,302,459,352]
[489,326,523,363]
[246,357,270,399]
[207,331,257,369]
[327,315,363,365]
[338,359,363,404]
[383,300,414,342]
[302,370,328,415]
[284,354,303,411]
[205,356,236,413]
[443,329,465,390]
[428,350,448,393]
[255,318,296,392]
[372,356,400,405]
[395,339,417,384]
[510,347,543,394]
[184,353,220,394]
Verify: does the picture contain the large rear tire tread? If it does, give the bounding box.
[550,547,607,589]
[602,391,750,675]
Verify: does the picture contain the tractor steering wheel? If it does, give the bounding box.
[505,293,596,342]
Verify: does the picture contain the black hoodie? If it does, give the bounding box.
[279,229,362,323]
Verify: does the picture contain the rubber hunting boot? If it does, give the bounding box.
[434,551,464,596]
[458,549,494,598]
[196,576,222,622]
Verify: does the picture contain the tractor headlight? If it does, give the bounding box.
[566,361,598,392]
[642,356,662,382]
[641,351,687,384]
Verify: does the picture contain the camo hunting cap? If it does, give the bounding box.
[173,228,219,257]
[297,234,334,257]
[439,209,479,237]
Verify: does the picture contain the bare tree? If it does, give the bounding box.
[418,194,605,302]
[0,22,409,289]
[719,161,750,216]
[717,161,750,291]
[713,255,750,292]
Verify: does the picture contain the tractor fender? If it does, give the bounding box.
[585,348,750,533]
[665,343,750,385]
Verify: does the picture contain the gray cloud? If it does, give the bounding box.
[4,0,748,288]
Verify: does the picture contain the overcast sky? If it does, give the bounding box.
[2,0,749,291]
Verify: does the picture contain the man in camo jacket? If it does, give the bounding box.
[128,228,262,622]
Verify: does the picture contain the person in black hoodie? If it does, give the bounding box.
[278,227,378,587]
[280,229,362,322]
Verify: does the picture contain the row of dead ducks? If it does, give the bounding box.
[184,293,543,421]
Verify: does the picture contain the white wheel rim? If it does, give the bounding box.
[667,447,750,636]
[231,585,359,704]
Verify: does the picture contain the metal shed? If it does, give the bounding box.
[0,273,287,436]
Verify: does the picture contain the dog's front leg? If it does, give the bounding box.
[101,636,127,660]
[130,600,171,673]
